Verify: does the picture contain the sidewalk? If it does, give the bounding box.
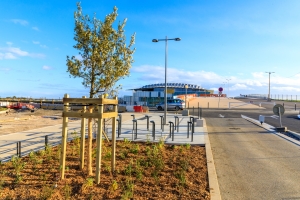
[0,112,205,162]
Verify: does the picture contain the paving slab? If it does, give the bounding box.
[0,112,205,162]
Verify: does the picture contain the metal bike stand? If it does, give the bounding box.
[150,120,155,141]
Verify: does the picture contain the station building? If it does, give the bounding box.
[122,83,213,106]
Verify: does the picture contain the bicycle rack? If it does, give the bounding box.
[132,119,137,140]
[16,141,21,158]
[45,135,48,150]
[145,115,150,131]
[160,115,164,132]
[150,120,155,141]
[174,116,179,132]
[169,121,175,141]
[187,121,192,138]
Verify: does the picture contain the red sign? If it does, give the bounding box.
[218,87,223,92]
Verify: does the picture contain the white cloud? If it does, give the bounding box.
[42,65,52,70]
[251,72,265,78]
[0,67,11,71]
[75,54,83,61]
[10,19,28,26]
[0,52,17,59]
[129,65,300,96]
[32,41,40,44]
[6,42,13,46]
[32,26,39,31]
[0,46,45,59]
[272,86,300,92]
[40,45,48,49]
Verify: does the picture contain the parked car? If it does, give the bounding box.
[156,99,185,111]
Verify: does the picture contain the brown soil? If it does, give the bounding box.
[0,109,210,199]
[0,138,209,199]
[0,109,75,136]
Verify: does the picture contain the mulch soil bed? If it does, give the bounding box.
[0,136,210,199]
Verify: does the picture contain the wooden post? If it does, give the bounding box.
[80,96,86,170]
[87,106,93,176]
[96,96,104,184]
[111,96,117,172]
[60,94,69,179]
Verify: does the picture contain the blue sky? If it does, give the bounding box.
[1,0,300,98]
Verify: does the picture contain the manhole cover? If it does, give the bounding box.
[229,127,240,130]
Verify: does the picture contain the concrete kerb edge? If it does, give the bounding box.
[241,115,300,146]
[203,118,222,200]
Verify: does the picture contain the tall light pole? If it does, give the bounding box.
[265,72,275,101]
[152,36,181,124]
[226,79,231,98]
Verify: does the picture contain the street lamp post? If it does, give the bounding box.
[185,84,188,109]
[152,36,181,124]
[226,79,231,98]
[265,72,275,101]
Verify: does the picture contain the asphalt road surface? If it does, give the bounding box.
[185,99,300,133]
[206,118,300,199]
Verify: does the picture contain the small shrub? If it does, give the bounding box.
[121,179,134,200]
[11,155,26,183]
[109,180,118,192]
[40,185,54,200]
[184,143,191,150]
[130,144,139,154]
[64,183,72,199]
[81,178,94,193]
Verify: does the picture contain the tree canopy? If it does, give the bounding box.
[67,3,135,98]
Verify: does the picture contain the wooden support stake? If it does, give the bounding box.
[96,98,104,184]
[87,106,93,176]
[102,130,110,142]
[60,94,69,180]
[80,96,86,170]
[111,96,117,172]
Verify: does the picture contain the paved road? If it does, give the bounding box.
[206,118,300,199]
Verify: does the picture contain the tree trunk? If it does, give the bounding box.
[87,106,93,175]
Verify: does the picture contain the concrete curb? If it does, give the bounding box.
[241,115,300,146]
[203,118,222,200]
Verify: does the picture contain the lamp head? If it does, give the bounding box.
[152,39,159,42]
[175,38,181,41]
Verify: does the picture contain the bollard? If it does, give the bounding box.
[45,135,48,150]
[150,121,155,141]
[160,115,164,132]
[145,115,150,131]
[295,103,296,111]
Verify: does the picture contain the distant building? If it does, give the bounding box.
[122,83,213,106]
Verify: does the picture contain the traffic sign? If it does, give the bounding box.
[218,87,223,92]
[273,104,285,116]
[218,91,222,95]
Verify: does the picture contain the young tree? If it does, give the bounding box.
[66,3,135,98]
[66,3,135,175]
